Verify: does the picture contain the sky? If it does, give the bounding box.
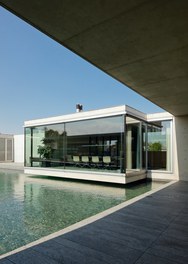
[0,7,163,135]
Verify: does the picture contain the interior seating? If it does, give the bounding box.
[91,156,100,167]
[103,156,111,168]
[81,156,90,167]
[73,156,80,166]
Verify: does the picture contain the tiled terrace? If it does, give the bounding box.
[0,180,188,264]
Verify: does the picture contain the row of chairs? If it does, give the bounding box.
[72,155,111,168]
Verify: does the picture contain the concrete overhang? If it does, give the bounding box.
[1,0,188,116]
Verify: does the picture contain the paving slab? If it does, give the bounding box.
[32,239,105,264]
[7,248,58,264]
[135,253,179,264]
[61,228,143,263]
[146,235,188,264]
[0,260,13,264]
[60,223,153,251]
[0,163,24,171]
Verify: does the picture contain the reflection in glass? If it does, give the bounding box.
[65,116,125,172]
[142,123,147,169]
[25,128,31,167]
[126,116,142,173]
[25,116,125,173]
[24,115,172,175]
[147,120,172,171]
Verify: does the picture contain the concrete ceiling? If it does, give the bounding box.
[1,0,188,116]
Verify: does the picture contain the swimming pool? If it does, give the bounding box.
[0,170,167,255]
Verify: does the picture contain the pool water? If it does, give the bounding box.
[0,170,166,255]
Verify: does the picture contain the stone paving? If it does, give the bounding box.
[0,180,188,263]
[0,162,24,171]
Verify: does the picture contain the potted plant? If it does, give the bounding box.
[38,139,53,167]
[38,145,52,159]
[148,141,162,151]
[148,141,165,169]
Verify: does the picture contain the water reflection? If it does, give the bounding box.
[0,170,167,255]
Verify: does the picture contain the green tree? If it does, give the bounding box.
[148,142,162,151]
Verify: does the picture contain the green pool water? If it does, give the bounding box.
[0,170,166,255]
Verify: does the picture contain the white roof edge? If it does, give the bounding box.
[24,105,127,127]
[147,112,173,121]
[126,105,147,120]
[24,105,173,128]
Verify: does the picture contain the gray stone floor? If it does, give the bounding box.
[1,180,188,263]
[0,162,24,171]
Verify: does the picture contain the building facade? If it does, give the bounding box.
[24,105,174,184]
[0,134,14,162]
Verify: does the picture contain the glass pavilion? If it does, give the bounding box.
[24,105,172,184]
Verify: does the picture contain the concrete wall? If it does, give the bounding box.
[14,134,24,163]
[174,116,188,181]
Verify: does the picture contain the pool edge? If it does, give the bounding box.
[0,180,176,260]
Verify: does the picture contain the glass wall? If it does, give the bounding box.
[126,116,147,175]
[26,123,65,168]
[25,115,125,173]
[25,127,32,167]
[65,116,125,172]
[24,115,172,175]
[147,120,172,171]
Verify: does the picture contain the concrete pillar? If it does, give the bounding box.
[174,116,188,181]
[166,127,171,171]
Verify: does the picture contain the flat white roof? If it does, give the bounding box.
[24,105,172,128]
[24,105,148,127]
[147,112,173,122]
